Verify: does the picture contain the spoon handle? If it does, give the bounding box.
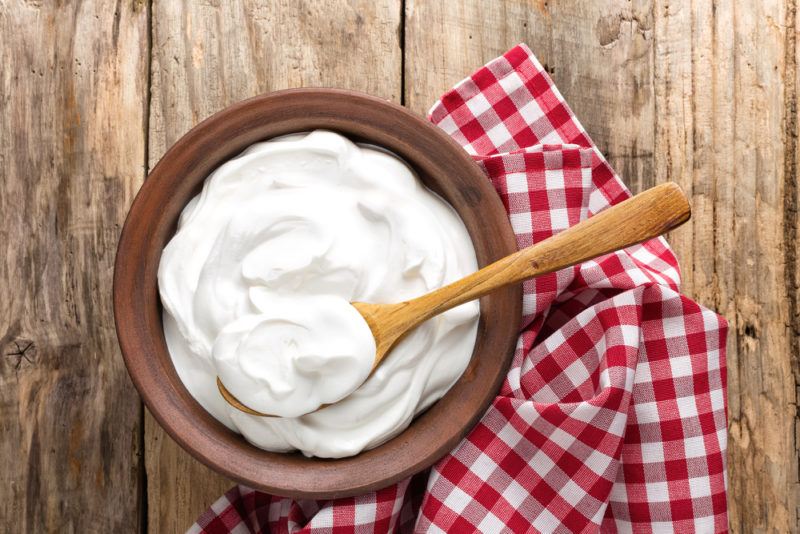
[395,182,690,329]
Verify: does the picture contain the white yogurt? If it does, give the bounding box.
[159,130,479,458]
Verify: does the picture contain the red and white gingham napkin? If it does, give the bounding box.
[189,44,728,534]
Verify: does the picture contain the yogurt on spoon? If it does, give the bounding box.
[213,294,375,417]
[158,130,479,458]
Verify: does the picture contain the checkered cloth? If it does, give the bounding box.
[190,44,728,533]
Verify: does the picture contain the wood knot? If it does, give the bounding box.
[5,339,36,370]
[743,323,758,339]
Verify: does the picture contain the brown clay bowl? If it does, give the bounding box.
[114,88,521,499]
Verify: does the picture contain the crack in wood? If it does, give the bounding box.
[5,340,36,370]
[783,0,800,529]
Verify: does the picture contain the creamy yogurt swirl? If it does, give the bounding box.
[159,130,479,458]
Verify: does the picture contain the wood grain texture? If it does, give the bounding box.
[146,1,402,530]
[0,1,148,532]
[653,1,799,531]
[1,0,797,531]
[406,0,800,532]
[405,0,655,193]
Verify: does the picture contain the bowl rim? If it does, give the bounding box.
[114,87,521,498]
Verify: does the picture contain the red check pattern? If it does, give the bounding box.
[190,44,728,533]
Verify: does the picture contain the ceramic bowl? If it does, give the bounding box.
[114,88,521,498]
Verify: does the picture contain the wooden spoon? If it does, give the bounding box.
[218,182,690,417]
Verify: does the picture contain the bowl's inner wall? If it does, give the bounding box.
[116,90,521,498]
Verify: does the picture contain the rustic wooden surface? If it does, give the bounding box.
[1,0,797,532]
[0,1,149,532]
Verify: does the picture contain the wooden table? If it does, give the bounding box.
[1,1,796,532]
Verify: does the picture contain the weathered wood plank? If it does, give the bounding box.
[0,1,149,532]
[405,0,655,194]
[654,0,800,531]
[147,1,402,530]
